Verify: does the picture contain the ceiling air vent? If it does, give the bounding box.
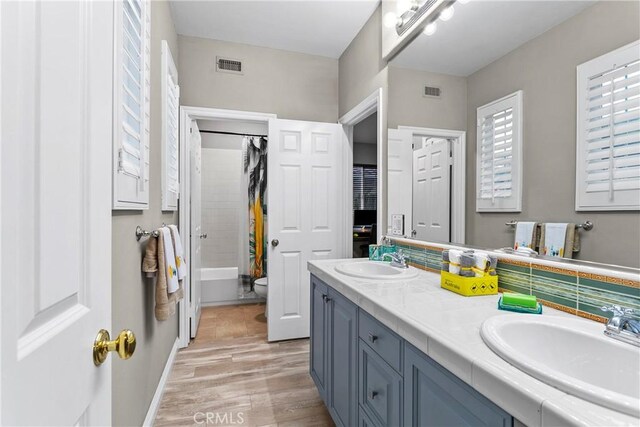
[216,56,243,75]
[423,85,441,99]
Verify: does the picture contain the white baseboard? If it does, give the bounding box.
[201,298,264,308]
[143,337,180,427]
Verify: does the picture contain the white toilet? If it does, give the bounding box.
[254,277,268,318]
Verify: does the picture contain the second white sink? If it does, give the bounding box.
[335,260,419,281]
[481,314,640,417]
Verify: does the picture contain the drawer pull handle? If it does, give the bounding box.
[368,389,378,400]
[368,333,378,343]
[322,294,331,303]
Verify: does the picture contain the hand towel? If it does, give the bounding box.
[540,223,569,257]
[441,249,450,272]
[473,252,491,277]
[160,227,180,293]
[142,233,183,320]
[168,225,187,279]
[448,249,462,274]
[514,222,538,250]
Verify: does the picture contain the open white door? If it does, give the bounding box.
[189,120,203,338]
[387,129,413,237]
[268,119,345,341]
[1,1,113,424]
[413,138,451,242]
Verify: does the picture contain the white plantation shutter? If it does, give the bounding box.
[576,40,640,210]
[113,0,151,209]
[161,40,180,211]
[476,91,523,212]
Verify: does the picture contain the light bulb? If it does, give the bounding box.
[423,22,437,36]
[439,5,455,21]
[383,12,398,28]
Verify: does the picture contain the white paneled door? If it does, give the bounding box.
[413,138,451,242]
[1,1,113,425]
[268,119,345,341]
[190,120,203,338]
[387,128,413,237]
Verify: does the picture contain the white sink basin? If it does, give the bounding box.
[481,314,640,417]
[334,261,419,281]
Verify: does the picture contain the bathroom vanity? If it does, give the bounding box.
[308,259,640,427]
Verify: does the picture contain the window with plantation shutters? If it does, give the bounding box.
[113,0,151,209]
[353,165,377,211]
[161,40,180,211]
[476,91,523,212]
[576,40,640,211]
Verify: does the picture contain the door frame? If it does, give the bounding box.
[178,106,277,348]
[398,126,466,244]
[338,88,385,255]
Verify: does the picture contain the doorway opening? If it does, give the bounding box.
[352,113,379,257]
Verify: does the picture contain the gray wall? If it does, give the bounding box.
[354,143,378,165]
[339,5,389,232]
[388,65,467,131]
[178,36,339,122]
[465,1,640,267]
[112,2,179,425]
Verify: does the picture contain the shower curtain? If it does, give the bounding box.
[239,136,267,296]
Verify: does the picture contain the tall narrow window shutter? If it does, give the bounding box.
[476,91,523,212]
[576,40,640,211]
[161,40,180,211]
[113,0,150,209]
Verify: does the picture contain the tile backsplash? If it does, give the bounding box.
[391,238,640,323]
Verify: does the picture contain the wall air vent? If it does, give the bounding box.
[423,85,441,98]
[216,56,243,75]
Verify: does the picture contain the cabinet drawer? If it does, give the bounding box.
[359,406,380,427]
[359,340,402,427]
[359,310,402,372]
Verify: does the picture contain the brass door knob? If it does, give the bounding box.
[93,329,137,366]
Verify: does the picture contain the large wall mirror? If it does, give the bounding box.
[385,0,640,268]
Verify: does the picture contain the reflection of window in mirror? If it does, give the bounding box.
[576,40,640,212]
[476,91,523,213]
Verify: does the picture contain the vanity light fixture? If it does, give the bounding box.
[439,5,455,21]
[384,11,399,28]
[424,22,438,35]
[395,0,456,36]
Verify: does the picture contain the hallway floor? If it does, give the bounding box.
[154,304,334,426]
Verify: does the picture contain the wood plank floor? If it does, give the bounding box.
[154,304,334,427]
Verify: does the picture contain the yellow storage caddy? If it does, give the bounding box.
[440,271,498,297]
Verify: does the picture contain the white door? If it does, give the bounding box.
[413,138,451,242]
[1,1,113,425]
[190,120,203,338]
[387,129,413,237]
[268,119,345,341]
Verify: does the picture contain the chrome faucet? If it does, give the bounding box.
[388,250,408,269]
[601,305,640,347]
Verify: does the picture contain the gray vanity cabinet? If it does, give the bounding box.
[310,275,513,427]
[310,276,358,427]
[404,343,513,427]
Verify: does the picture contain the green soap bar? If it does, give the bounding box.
[502,293,537,309]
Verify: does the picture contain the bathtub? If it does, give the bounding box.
[200,267,260,306]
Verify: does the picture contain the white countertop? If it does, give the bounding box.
[308,259,640,427]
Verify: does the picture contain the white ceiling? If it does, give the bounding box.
[169,0,380,59]
[392,0,596,76]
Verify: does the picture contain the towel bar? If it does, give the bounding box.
[505,220,593,231]
[135,224,167,241]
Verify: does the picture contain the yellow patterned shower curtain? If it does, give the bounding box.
[245,136,267,279]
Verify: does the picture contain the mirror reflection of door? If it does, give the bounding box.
[412,137,451,242]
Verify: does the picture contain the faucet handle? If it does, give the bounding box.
[601,305,635,316]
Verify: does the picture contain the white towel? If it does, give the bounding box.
[168,224,187,280]
[448,249,462,274]
[541,223,568,258]
[473,252,491,277]
[160,227,180,293]
[514,222,537,250]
